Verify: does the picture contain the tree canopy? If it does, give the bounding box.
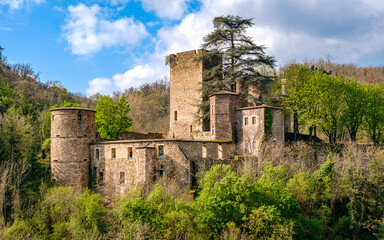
[201,15,276,107]
[95,95,133,139]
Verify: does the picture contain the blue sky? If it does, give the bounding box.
[1,0,384,96]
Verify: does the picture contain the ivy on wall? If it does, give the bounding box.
[265,108,273,134]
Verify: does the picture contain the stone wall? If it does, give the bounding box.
[90,139,235,198]
[51,108,96,192]
[169,50,205,139]
[235,105,285,155]
[235,107,265,155]
[210,91,239,141]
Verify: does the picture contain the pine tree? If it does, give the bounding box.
[200,15,276,108]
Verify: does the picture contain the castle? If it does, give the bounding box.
[50,49,284,197]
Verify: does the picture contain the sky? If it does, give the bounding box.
[1,0,384,96]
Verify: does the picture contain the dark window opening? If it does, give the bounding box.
[120,172,125,184]
[52,115,54,121]
[111,148,116,160]
[174,111,177,121]
[158,145,164,159]
[211,124,214,135]
[99,172,104,184]
[128,147,133,160]
[245,117,249,126]
[190,125,192,133]
[95,149,99,161]
[78,114,82,121]
[252,117,256,125]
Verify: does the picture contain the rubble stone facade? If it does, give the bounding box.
[51,49,285,197]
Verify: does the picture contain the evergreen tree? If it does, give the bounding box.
[200,15,276,109]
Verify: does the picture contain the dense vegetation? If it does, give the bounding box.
[0,51,169,233]
[2,143,384,239]
[2,27,384,238]
[273,62,384,145]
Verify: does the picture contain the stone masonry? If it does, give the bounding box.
[50,49,285,198]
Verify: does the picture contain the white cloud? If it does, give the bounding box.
[87,0,384,94]
[0,0,44,9]
[138,0,188,19]
[86,77,117,96]
[62,4,148,55]
[86,65,156,96]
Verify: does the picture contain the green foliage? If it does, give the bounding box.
[95,95,133,139]
[70,188,107,237]
[244,205,294,240]
[265,107,273,134]
[50,100,81,109]
[363,85,384,145]
[280,62,384,144]
[199,15,275,120]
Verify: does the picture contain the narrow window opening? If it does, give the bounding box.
[211,124,215,135]
[99,172,104,184]
[120,172,125,185]
[218,144,223,159]
[174,111,177,121]
[244,117,249,126]
[95,149,99,161]
[190,125,192,133]
[211,104,214,114]
[202,145,207,159]
[252,116,256,125]
[111,148,116,160]
[128,147,133,161]
[52,115,54,121]
[157,145,164,159]
[78,114,82,121]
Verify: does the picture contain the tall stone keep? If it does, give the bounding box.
[169,49,221,139]
[50,108,96,192]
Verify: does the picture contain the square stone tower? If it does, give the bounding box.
[169,49,220,139]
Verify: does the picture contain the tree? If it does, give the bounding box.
[341,80,365,142]
[200,15,276,110]
[363,85,384,145]
[95,95,132,139]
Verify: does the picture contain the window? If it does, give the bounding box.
[202,145,207,158]
[128,147,133,161]
[252,116,256,125]
[157,145,164,159]
[211,104,214,114]
[120,172,125,185]
[218,144,223,159]
[95,149,99,161]
[174,111,177,121]
[99,172,104,184]
[244,117,249,126]
[52,115,54,121]
[211,124,215,135]
[111,148,116,160]
[190,125,192,133]
[78,114,82,121]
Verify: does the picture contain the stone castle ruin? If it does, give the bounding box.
[50,49,284,197]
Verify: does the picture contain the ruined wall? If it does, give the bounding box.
[270,108,285,144]
[90,140,235,198]
[235,105,285,155]
[235,107,265,155]
[169,50,205,139]
[210,92,239,141]
[51,108,95,192]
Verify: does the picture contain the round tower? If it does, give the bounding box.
[50,107,96,192]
